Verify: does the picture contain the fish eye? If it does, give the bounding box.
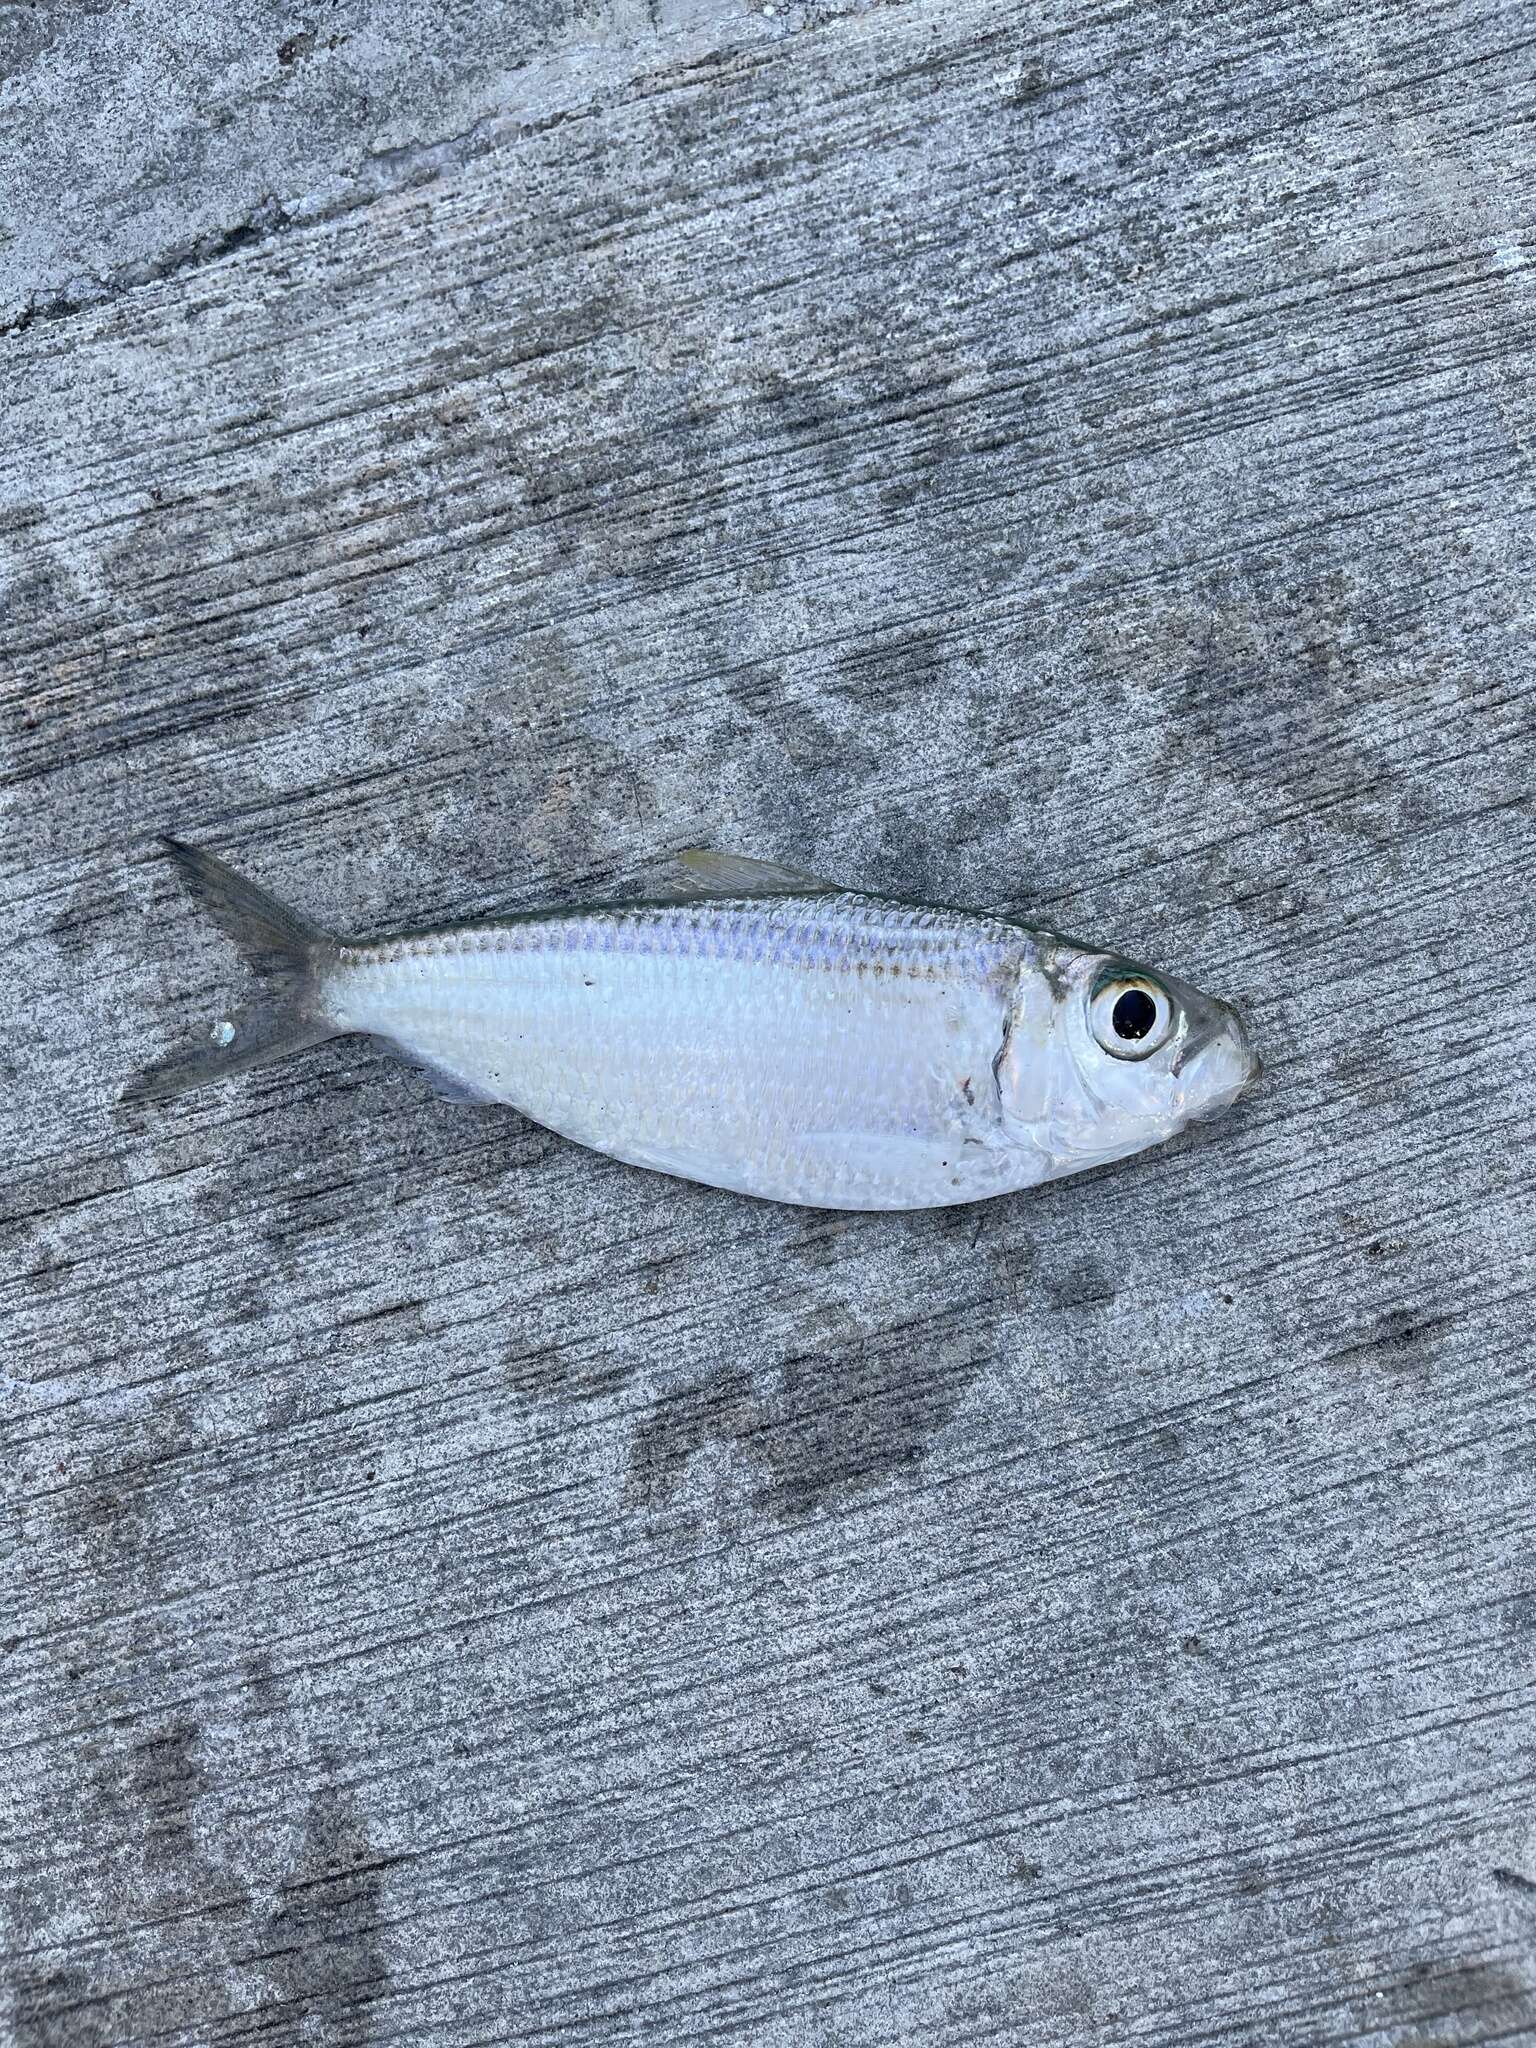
[1090,974,1176,1060]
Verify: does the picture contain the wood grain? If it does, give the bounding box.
[3,2,1535,2042]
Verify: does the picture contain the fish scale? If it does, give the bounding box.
[325,896,1028,1209]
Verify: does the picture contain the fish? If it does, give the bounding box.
[129,836,1260,1211]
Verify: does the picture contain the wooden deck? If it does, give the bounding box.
[4,2,1534,2041]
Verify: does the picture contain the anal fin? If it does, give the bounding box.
[394,1050,504,1105]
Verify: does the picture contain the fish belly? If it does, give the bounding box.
[325,899,1040,1209]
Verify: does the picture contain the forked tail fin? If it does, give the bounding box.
[127,837,342,1102]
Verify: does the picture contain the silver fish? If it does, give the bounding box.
[131,838,1260,1210]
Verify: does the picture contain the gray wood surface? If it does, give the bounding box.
[4,2,1535,2042]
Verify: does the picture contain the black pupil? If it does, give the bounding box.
[1112,989,1158,1041]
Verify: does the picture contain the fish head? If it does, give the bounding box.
[996,940,1260,1177]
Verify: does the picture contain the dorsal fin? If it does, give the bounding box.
[672,850,838,897]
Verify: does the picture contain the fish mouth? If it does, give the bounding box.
[1178,1024,1262,1119]
[1170,1025,1213,1079]
[1172,989,1259,1078]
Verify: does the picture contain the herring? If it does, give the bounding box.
[130,838,1260,1211]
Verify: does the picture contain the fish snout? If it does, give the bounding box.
[1178,1001,1261,1116]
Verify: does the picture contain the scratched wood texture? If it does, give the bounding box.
[4,1,1536,2042]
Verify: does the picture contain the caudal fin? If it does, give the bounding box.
[127,837,342,1102]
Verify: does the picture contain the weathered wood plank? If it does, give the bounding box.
[4,2,1535,2044]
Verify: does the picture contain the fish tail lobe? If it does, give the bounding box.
[126,836,344,1102]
